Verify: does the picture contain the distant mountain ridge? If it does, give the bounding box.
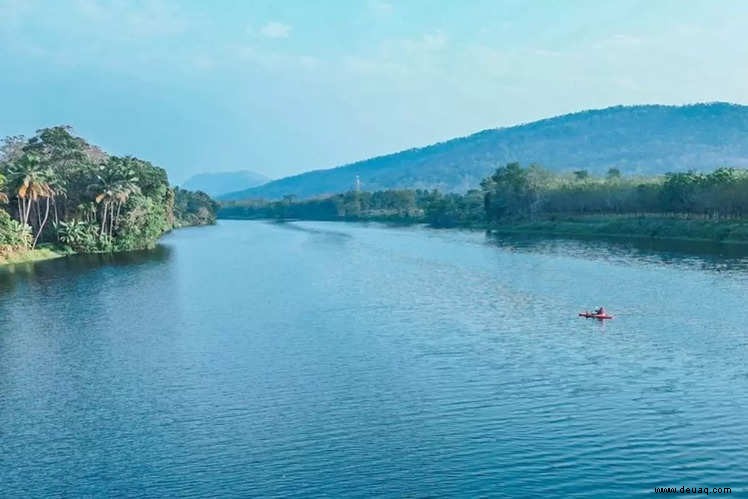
[182,170,269,197]
[222,103,748,200]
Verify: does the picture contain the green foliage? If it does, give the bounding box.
[424,190,484,227]
[221,189,430,222]
[607,168,621,179]
[174,187,219,227]
[0,210,31,248]
[0,126,214,258]
[573,169,589,180]
[0,171,8,204]
[481,163,551,220]
[56,219,100,253]
[481,164,748,222]
[112,194,172,251]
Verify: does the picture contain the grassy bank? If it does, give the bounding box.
[0,246,66,266]
[486,215,748,245]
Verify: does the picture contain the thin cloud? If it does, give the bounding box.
[259,21,291,39]
[394,31,449,54]
[74,0,189,38]
[368,0,393,15]
[591,33,645,50]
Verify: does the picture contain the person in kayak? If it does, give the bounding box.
[594,306,606,315]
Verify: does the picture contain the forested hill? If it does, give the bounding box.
[222,103,748,200]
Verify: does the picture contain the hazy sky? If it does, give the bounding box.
[2,0,747,183]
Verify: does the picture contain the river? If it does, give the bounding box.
[2,220,747,496]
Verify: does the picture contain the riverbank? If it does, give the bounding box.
[1,127,220,270]
[0,246,67,266]
[0,218,220,268]
[219,213,748,246]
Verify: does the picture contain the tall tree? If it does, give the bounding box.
[89,158,140,237]
[6,154,56,248]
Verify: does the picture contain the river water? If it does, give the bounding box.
[2,220,747,497]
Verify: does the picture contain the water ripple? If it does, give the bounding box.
[2,220,748,496]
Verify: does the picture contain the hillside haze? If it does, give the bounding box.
[182,170,269,197]
[222,103,748,200]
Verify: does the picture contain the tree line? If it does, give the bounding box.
[1,126,217,258]
[220,163,748,227]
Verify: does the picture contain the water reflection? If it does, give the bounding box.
[0,245,172,295]
[268,220,353,239]
[485,231,748,272]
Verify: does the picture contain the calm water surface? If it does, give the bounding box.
[2,220,748,497]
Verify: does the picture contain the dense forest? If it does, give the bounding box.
[220,163,748,237]
[0,126,217,262]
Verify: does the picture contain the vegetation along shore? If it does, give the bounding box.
[0,126,217,266]
[220,163,748,245]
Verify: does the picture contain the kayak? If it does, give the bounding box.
[579,312,613,319]
[579,312,613,320]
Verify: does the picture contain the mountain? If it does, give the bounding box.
[182,170,269,197]
[222,103,748,200]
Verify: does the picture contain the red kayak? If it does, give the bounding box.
[579,312,613,320]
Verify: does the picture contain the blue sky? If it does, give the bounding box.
[1,0,747,183]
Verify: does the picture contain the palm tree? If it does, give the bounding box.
[111,182,140,233]
[0,172,8,204]
[7,154,56,248]
[75,201,98,224]
[90,170,117,238]
[89,160,139,238]
[48,178,67,225]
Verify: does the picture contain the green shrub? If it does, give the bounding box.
[56,219,100,253]
[0,209,31,248]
